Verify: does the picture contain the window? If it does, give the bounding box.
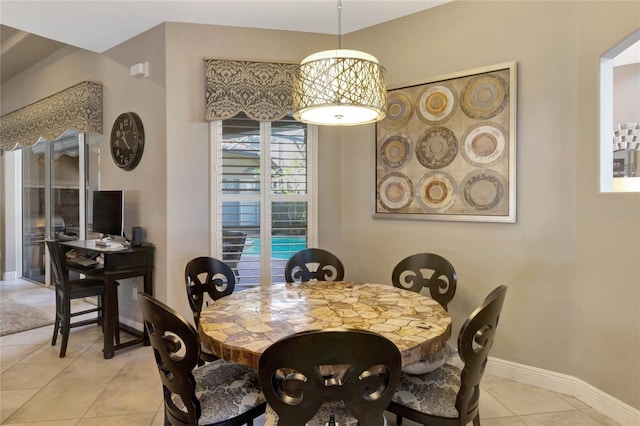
[210,113,317,287]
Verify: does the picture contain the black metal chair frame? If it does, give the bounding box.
[258,328,401,426]
[45,239,106,358]
[284,248,345,283]
[391,253,457,310]
[387,285,508,426]
[139,293,265,426]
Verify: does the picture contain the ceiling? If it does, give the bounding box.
[0,0,450,83]
[2,1,637,84]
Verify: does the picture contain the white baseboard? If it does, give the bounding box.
[83,297,144,333]
[2,271,17,280]
[449,355,640,426]
[119,316,144,333]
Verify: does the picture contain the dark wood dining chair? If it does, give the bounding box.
[138,292,266,426]
[284,248,345,283]
[184,256,236,364]
[45,239,106,358]
[392,253,457,311]
[258,328,401,426]
[387,285,508,426]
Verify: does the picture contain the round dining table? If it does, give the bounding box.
[198,280,452,370]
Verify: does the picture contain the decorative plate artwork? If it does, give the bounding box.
[381,91,414,129]
[377,172,414,211]
[415,126,458,169]
[375,62,516,222]
[461,123,507,166]
[416,85,457,124]
[380,134,412,168]
[415,172,458,213]
[460,169,506,211]
[460,74,509,120]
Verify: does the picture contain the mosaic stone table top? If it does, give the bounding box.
[198,281,452,370]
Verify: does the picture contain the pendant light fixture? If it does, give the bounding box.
[292,0,387,126]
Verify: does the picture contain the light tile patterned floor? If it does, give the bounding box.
[0,279,621,425]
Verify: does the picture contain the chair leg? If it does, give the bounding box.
[163,409,172,426]
[473,413,481,426]
[59,299,71,358]
[52,294,61,346]
[51,316,60,346]
[396,414,403,425]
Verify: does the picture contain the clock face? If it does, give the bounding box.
[110,112,144,171]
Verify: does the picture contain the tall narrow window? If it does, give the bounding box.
[211,113,316,287]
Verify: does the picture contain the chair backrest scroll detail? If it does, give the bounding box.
[456,285,507,424]
[392,253,457,310]
[258,329,401,426]
[284,248,345,283]
[184,256,235,328]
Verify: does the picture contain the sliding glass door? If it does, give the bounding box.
[22,139,51,284]
[21,132,100,284]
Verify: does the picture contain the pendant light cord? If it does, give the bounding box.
[337,0,342,49]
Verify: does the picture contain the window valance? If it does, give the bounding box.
[0,81,103,151]
[204,59,297,122]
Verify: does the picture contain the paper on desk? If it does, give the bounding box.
[99,242,125,251]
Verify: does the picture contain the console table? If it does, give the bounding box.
[61,239,154,359]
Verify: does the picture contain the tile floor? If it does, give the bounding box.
[0,279,621,426]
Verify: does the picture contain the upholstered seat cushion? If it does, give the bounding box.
[264,402,387,426]
[171,359,265,424]
[392,363,461,418]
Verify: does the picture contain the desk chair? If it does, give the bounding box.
[45,239,106,358]
[392,253,457,311]
[185,256,236,364]
[258,329,401,426]
[139,293,266,426]
[387,285,508,426]
[284,248,345,283]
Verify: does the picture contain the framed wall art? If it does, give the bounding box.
[374,61,517,223]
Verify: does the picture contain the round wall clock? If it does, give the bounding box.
[110,112,145,171]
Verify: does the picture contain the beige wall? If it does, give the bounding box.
[1,0,638,410]
[339,0,640,408]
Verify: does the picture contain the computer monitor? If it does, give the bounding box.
[92,190,124,238]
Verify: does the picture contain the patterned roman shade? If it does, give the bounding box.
[204,59,297,122]
[0,81,103,151]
